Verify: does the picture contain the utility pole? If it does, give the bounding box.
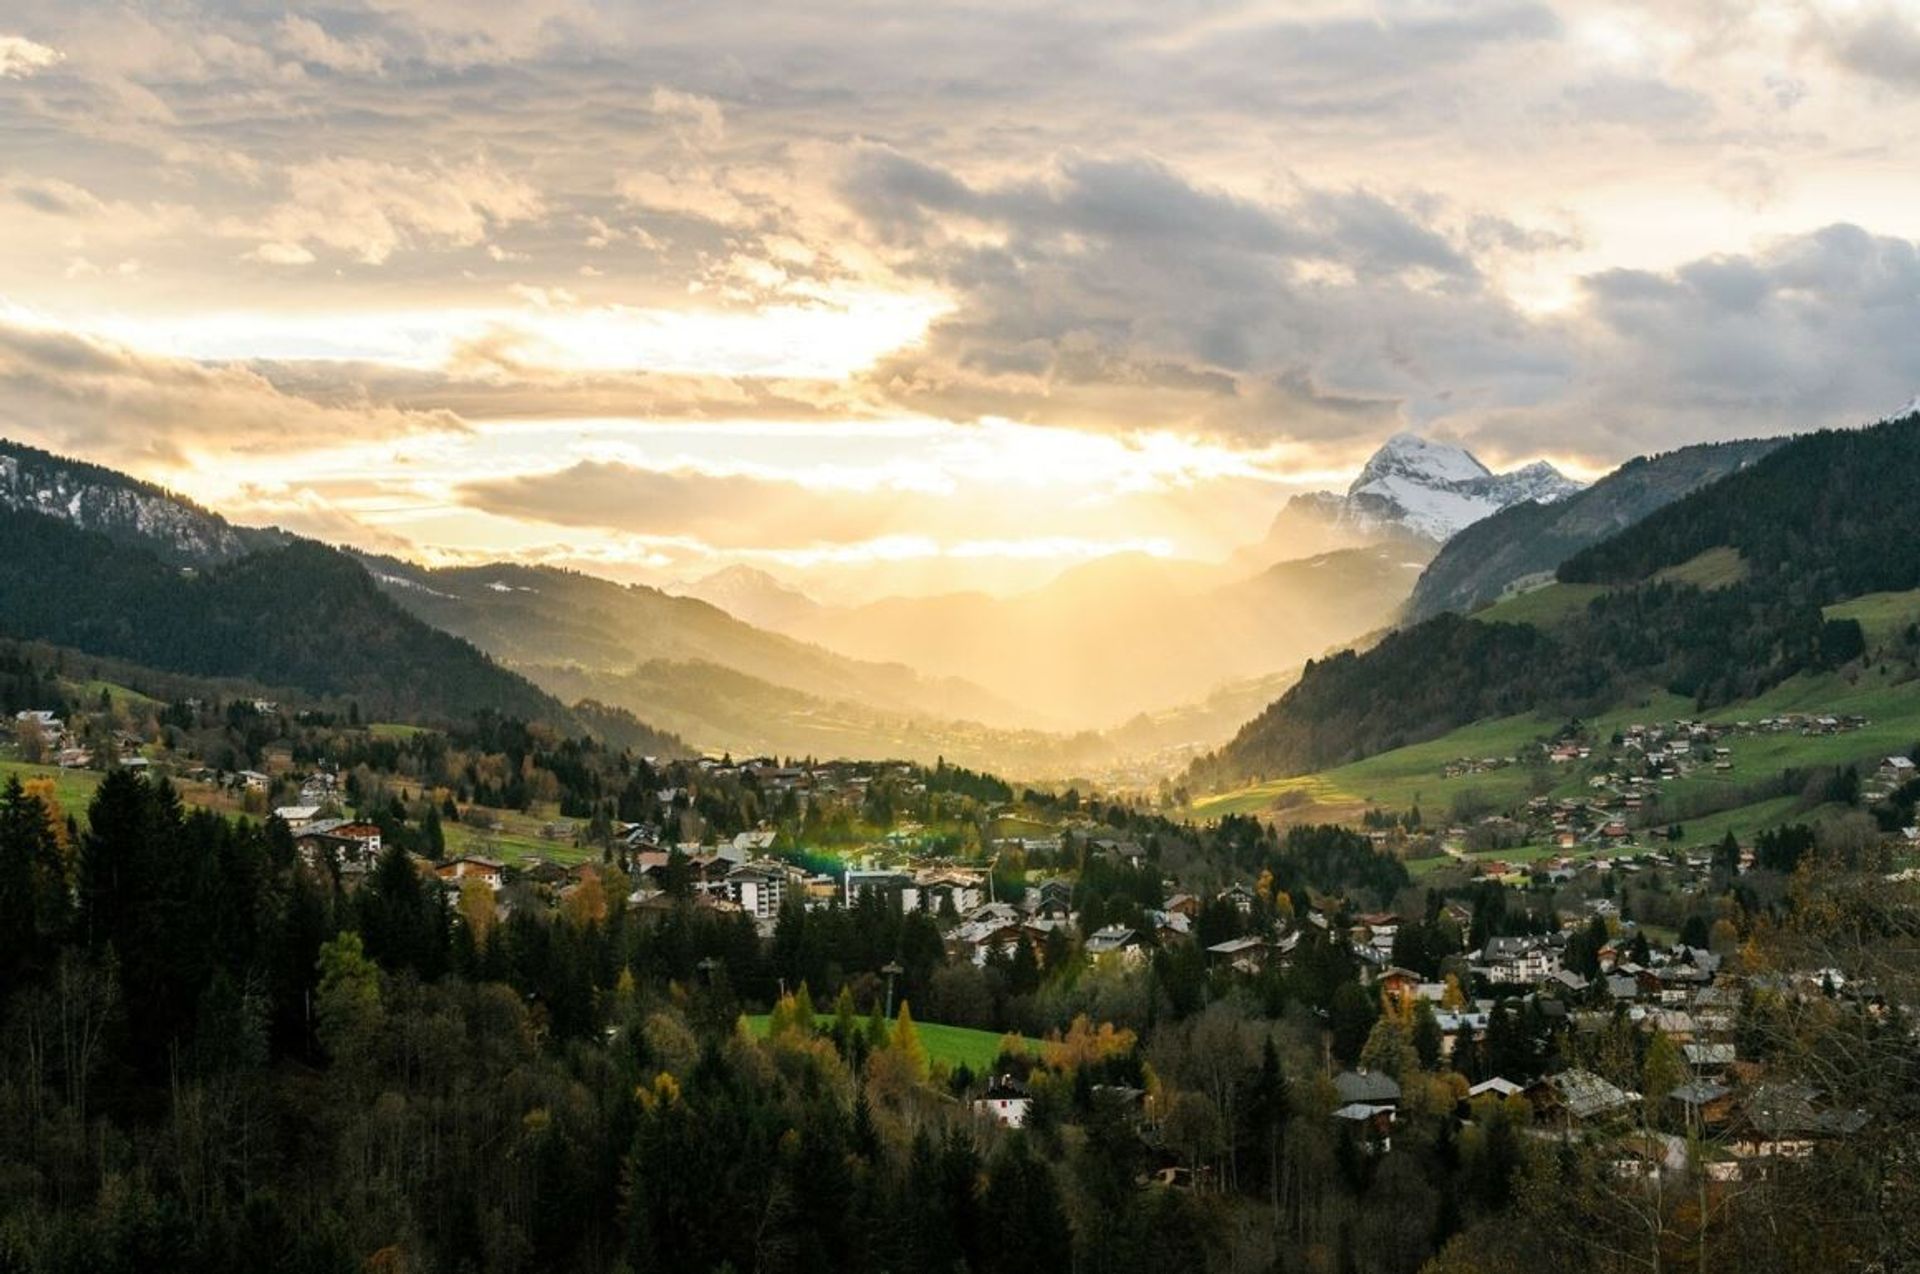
[882,959,904,1019]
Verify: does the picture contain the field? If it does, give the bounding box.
[1473,583,1605,628]
[62,678,164,711]
[1825,588,1920,648]
[0,758,105,815]
[443,803,599,865]
[742,1014,1039,1072]
[1652,546,1748,590]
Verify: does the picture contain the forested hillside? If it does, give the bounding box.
[1560,415,1920,595]
[1406,437,1782,621]
[0,510,587,728]
[1193,415,1919,788]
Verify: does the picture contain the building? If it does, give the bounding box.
[973,1075,1032,1128]
[728,861,787,920]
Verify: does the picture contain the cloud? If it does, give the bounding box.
[0,317,465,466]
[0,34,60,78]
[836,149,1537,440]
[461,460,916,547]
[276,16,384,76]
[650,86,725,147]
[242,156,544,264]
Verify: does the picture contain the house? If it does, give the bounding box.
[1468,1077,1524,1101]
[1531,1069,1640,1124]
[437,856,507,891]
[1732,1082,1870,1159]
[1334,1069,1402,1108]
[1332,1070,1401,1151]
[294,819,383,871]
[1476,935,1559,985]
[1205,935,1271,974]
[1375,966,1423,1010]
[1683,1042,1737,1074]
[274,804,322,830]
[973,1074,1032,1128]
[1085,926,1146,965]
[1669,1080,1734,1132]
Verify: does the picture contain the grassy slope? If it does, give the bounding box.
[1473,583,1606,628]
[1652,546,1748,589]
[1825,588,1920,647]
[0,759,104,815]
[1192,665,1920,836]
[741,1014,1039,1071]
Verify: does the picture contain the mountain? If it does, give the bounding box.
[1191,413,1920,790]
[356,555,1032,743]
[0,437,285,566]
[0,507,608,730]
[790,544,1430,726]
[1405,437,1786,621]
[1262,432,1582,554]
[674,565,822,629]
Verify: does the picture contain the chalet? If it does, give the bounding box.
[294,819,383,871]
[1468,1077,1524,1101]
[1163,893,1201,919]
[1217,882,1257,913]
[1732,1083,1870,1159]
[437,856,507,891]
[1530,1069,1639,1125]
[1085,926,1146,965]
[1205,935,1270,974]
[1374,966,1423,1010]
[1026,877,1074,919]
[274,804,322,830]
[972,1074,1032,1128]
[1669,1080,1734,1132]
[1332,1070,1401,1151]
[1334,1069,1402,1108]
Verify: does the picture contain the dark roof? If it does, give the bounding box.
[1334,1070,1402,1105]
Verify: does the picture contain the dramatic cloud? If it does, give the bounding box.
[3,1,1920,589]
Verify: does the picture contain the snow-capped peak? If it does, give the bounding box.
[1274,433,1584,547]
[1350,432,1492,495]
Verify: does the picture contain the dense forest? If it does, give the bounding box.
[0,766,1912,1273]
[0,512,615,731]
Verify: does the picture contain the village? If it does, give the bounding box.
[5,694,1906,1200]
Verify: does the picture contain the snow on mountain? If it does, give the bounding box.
[0,441,280,566]
[1278,432,1583,546]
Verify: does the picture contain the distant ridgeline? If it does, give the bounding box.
[1191,414,1920,789]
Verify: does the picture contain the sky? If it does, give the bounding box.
[4,1,1920,601]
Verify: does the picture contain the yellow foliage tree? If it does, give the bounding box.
[458,876,497,951]
[562,867,607,927]
[890,1001,929,1081]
